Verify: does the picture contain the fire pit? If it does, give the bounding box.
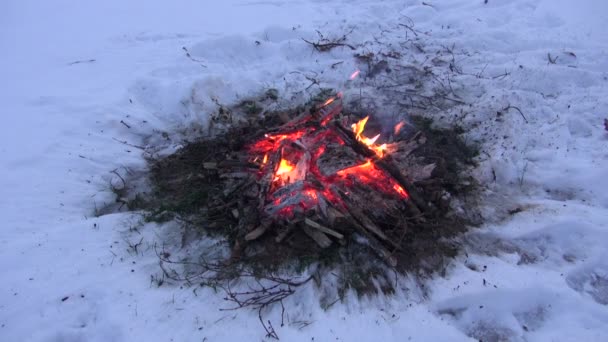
[134,89,479,300]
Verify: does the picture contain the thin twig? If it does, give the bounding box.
[547,53,558,64]
[182,46,207,68]
[112,138,146,150]
[503,105,529,123]
[302,38,355,52]
[398,23,419,37]
[110,169,126,189]
[120,120,131,129]
[68,59,96,66]
[301,29,356,52]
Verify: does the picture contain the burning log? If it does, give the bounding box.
[332,121,429,214]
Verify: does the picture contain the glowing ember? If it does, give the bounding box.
[321,97,336,107]
[394,121,405,135]
[393,183,408,198]
[336,160,409,199]
[319,93,343,109]
[304,188,318,201]
[248,130,307,155]
[349,69,360,80]
[337,159,373,175]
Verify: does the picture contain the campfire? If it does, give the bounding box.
[128,78,481,294]
[125,84,479,325]
[200,94,439,267]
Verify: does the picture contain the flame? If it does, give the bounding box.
[276,158,295,175]
[351,116,388,158]
[374,143,388,157]
[394,121,405,135]
[351,116,370,139]
[262,154,269,165]
[362,133,380,146]
[349,69,360,80]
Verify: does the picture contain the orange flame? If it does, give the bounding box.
[362,133,380,146]
[262,154,269,165]
[276,159,295,175]
[351,116,387,158]
[394,121,405,135]
[374,143,388,157]
[351,116,370,139]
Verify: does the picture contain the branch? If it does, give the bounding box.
[302,38,356,52]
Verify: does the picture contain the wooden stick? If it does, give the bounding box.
[304,218,344,239]
[218,160,260,169]
[342,214,397,267]
[245,220,272,241]
[223,178,255,198]
[302,225,332,248]
[203,162,217,169]
[347,206,401,251]
[275,224,296,243]
[220,172,250,179]
[326,206,344,226]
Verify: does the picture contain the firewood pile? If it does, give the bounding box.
[194,97,443,267]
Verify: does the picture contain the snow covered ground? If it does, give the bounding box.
[1,0,607,341]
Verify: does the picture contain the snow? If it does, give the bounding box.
[1,0,607,341]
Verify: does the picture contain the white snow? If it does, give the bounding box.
[1,0,607,341]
